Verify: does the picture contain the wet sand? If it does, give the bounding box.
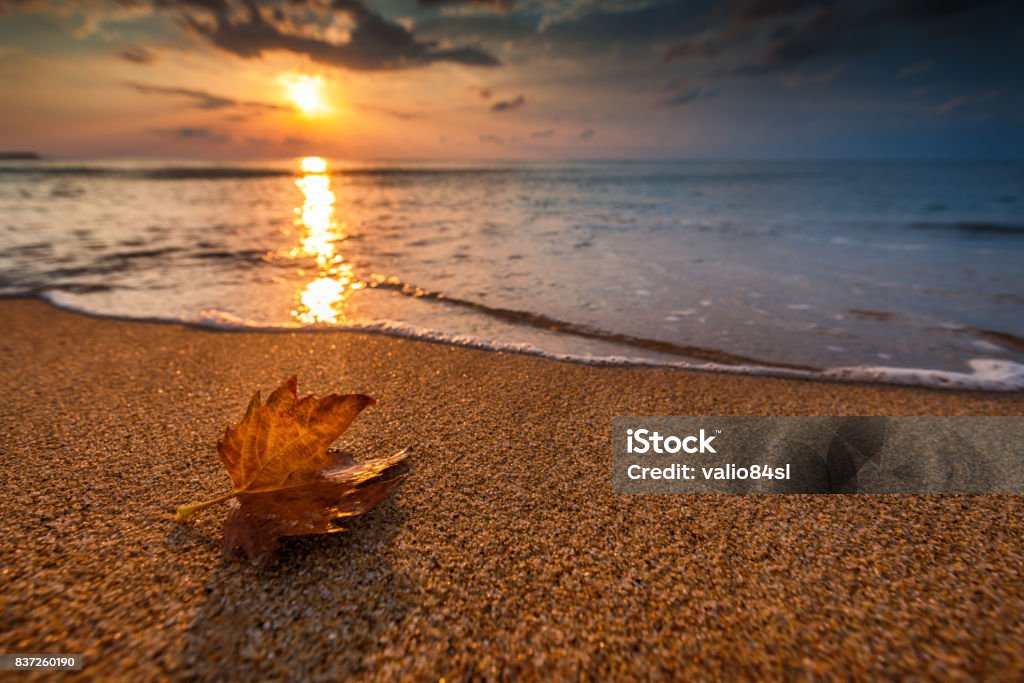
[1,297,1022,680]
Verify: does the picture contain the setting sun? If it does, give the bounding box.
[300,156,327,174]
[282,74,327,116]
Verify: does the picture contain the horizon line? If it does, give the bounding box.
[4,153,1024,164]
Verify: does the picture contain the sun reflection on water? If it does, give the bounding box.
[291,157,363,324]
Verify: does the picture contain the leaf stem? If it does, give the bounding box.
[175,491,238,521]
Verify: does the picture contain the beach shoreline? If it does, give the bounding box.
[2,297,1023,679]
[13,292,1024,393]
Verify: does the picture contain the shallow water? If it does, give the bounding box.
[1,158,1022,389]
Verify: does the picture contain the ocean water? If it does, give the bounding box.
[1,158,1023,390]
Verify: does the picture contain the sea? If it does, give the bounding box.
[1,158,1022,390]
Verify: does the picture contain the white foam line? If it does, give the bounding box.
[36,293,1024,392]
[187,308,1024,392]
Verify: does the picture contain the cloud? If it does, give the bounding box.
[479,133,504,144]
[127,81,286,110]
[729,0,825,24]
[530,128,554,139]
[0,45,39,84]
[176,0,500,71]
[351,101,420,120]
[579,127,596,140]
[936,89,1000,114]
[490,94,525,112]
[660,37,721,62]
[471,85,492,99]
[937,95,968,114]
[655,84,720,107]
[663,0,1021,74]
[539,1,709,46]
[417,0,515,11]
[1,0,154,37]
[415,1,708,67]
[118,45,156,64]
[153,126,230,143]
[897,58,934,79]
[732,6,861,75]
[780,64,844,89]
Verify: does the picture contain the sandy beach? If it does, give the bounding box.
[2,296,1023,680]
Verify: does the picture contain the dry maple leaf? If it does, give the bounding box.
[175,376,409,566]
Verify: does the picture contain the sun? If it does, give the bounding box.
[282,74,328,116]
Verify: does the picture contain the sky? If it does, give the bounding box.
[1,0,1022,160]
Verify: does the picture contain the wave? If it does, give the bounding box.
[26,290,1024,392]
[360,277,820,371]
[908,221,1024,236]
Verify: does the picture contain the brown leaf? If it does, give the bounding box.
[175,376,409,567]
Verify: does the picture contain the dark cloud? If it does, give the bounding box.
[663,0,1022,73]
[735,0,1017,26]
[661,38,721,62]
[490,94,524,112]
[416,1,711,64]
[529,128,554,139]
[175,0,499,71]
[118,44,156,64]
[579,127,595,140]
[751,6,854,70]
[415,10,535,46]
[722,4,871,75]
[471,85,492,99]
[779,63,843,88]
[656,84,720,107]
[417,0,515,11]
[127,81,286,110]
[877,0,1012,22]
[153,126,230,143]
[351,101,420,120]
[729,0,825,24]
[541,2,712,48]
[660,1,844,68]
[130,82,233,109]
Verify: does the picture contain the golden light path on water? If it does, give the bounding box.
[290,156,363,324]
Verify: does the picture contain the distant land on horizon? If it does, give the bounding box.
[3,153,1024,165]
